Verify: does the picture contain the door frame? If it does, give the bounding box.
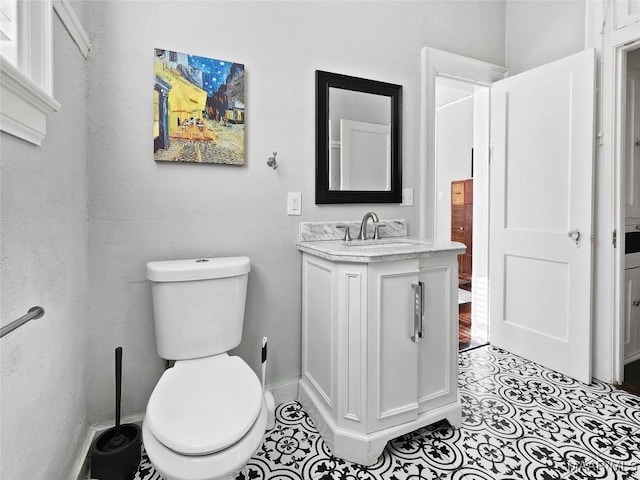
[419,49,507,345]
[614,38,640,384]
[419,48,507,243]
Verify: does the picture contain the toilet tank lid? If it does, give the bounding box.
[147,256,250,282]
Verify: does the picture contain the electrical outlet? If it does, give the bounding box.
[287,192,302,215]
[401,188,414,206]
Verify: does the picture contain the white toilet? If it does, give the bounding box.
[143,256,267,480]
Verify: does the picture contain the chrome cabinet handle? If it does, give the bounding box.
[411,281,424,342]
[633,300,640,307]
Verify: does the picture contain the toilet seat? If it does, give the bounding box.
[143,402,267,480]
[145,354,263,455]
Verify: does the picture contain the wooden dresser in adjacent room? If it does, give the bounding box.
[451,179,473,285]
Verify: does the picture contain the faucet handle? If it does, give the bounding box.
[372,222,386,240]
[336,224,352,242]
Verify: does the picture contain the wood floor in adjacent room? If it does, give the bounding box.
[458,300,485,352]
[621,359,640,396]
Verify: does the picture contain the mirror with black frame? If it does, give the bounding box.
[315,71,402,204]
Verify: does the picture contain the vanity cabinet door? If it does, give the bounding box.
[417,255,458,413]
[367,260,420,433]
[624,266,640,361]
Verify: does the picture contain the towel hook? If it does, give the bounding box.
[267,151,278,170]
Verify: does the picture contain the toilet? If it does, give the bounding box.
[143,256,267,480]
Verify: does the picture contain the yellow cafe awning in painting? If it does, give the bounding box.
[155,62,207,135]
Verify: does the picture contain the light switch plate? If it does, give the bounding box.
[287,192,302,215]
[401,188,414,206]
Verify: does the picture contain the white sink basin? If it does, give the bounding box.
[344,241,416,249]
[342,238,421,247]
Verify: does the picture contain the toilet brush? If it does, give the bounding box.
[90,347,141,480]
[261,337,276,429]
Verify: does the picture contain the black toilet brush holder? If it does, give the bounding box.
[91,347,142,480]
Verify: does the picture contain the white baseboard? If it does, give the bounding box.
[266,377,300,405]
[70,428,95,480]
[90,413,145,434]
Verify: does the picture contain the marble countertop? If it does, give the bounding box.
[296,237,466,263]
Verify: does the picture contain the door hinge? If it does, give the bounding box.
[489,145,494,164]
[613,229,617,248]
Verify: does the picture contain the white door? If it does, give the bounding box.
[489,49,595,384]
[340,119,391,190]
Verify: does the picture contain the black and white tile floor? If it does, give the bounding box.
[135,345,640,480]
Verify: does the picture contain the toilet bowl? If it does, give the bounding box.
[142,356,267,480]
[142,405,267,480]
[143,257,267,480]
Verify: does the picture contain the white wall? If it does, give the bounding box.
[435,94,474,243]
[84,0,506,422]
[0,14,89,480]
[505,0,586,74]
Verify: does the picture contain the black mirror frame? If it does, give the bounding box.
[315,70,402,204]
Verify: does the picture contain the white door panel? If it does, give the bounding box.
[490,49,595,384]
[340,120,391,191]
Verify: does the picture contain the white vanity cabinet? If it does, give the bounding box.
[298,244,463,466]
[625,265,640,362]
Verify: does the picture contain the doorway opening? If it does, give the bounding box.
[434,76,489,351]
[420,48,506,354]
[424,48,595,382]
[620,45,640,394]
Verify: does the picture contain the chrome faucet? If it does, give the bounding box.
[358,212,379,240]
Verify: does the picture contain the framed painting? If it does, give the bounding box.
[154,48,245,165]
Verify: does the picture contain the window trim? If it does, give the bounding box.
[52,0,90,59]
[0,0,60,146]
[1,55,60,146]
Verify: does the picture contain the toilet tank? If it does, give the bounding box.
[146,257,250,360]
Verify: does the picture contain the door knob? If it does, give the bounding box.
[568,229,581,246]
[633,300,640,307]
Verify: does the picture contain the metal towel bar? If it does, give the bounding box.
[1,306,45,338]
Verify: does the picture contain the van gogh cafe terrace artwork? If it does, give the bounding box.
[153,49,246,165]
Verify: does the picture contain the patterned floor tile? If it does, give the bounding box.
[135,346,640,480]
[513,435,627,480]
